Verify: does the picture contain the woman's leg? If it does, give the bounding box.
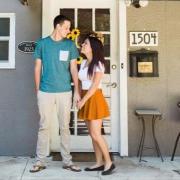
[89,120,112,170]
[85,120,104,167]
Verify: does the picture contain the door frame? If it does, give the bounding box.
[118,0,128,156]
[42,0,128,156]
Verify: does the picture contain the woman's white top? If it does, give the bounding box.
[78,60,105,90]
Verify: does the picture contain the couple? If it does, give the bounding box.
[30,15,115,176]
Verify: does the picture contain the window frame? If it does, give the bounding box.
[0,13,15,69]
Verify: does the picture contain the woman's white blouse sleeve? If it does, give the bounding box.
[94,61,105,73]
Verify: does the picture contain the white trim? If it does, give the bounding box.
[92,8,95,31]
[119,0,128,156]
[51,135,112,152]
[0,37,10,40]
[0,13,15,69]
[75,8,78,28]
[42,0,53,37]
[51,0,115,8]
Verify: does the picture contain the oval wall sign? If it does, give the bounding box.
[18,41,36,53]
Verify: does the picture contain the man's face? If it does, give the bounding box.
[57,20,71,38]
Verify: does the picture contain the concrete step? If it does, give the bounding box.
[51,152,115,162]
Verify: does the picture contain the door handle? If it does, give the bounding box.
[106,82,117,88]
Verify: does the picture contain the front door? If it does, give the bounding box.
[43,0,119,152]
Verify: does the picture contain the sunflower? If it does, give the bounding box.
[76,56,83,64]
[89,32,104,44]
[71,28,80,38]
[67,33,76,41]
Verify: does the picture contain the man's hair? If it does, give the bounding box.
[53,15,71,29]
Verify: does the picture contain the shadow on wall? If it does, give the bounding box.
[168,96,180,122]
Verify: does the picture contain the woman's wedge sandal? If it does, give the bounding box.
[29,165,46,173]
[63,164,81,172]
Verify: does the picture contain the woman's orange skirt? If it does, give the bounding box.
[78,89,110,120]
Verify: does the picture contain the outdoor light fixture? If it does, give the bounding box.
[125,0,149,8]
[21,0,28,6]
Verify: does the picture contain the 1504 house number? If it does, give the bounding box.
[129,32,158,46]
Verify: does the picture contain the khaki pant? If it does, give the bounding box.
[36,90,72,166]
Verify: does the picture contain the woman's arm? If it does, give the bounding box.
[77,72,103,109]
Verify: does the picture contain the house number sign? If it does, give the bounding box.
[18,41,36,53]
[129,32,158,46]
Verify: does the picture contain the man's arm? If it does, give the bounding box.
[34,59,42,93]
[70,60,80,102]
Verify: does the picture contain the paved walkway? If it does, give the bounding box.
[0,156,180,180]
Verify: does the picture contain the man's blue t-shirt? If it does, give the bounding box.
[34,36,79,93]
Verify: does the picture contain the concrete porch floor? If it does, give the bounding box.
[0,156,180,180]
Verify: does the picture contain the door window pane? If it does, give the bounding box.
[70,112,74,135]
[104,34,110,57]
[0,41,9,60]
[104,60,110,74]
[95,9,110,31]
[78,9,92,34]
[77,121,88,136]
[102,120,111,135]
[0,18,10,36]
[60,9,75,30]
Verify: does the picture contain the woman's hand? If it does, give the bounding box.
[77,99,85,110]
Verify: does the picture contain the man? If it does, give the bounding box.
[30,15,81,172]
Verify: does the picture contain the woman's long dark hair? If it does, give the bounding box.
[82,34,105,78]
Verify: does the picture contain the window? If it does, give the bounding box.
[0,13,15,69]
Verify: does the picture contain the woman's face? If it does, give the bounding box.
[81,38,92,56]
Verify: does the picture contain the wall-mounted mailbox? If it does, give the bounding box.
[129,49,159,77]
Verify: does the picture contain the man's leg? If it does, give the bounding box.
[36,91,55,165]
[56,91,72,166]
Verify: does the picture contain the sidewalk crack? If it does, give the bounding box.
[20,157,29,180]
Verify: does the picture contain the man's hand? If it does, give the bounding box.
[35,89,39,95]
[70,60,80,104]
[74,90,81,104]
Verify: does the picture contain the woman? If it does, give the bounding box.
[77,33,115,175]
